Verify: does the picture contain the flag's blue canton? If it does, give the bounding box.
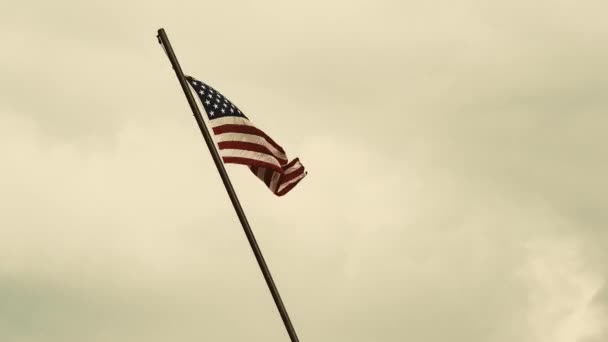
[186,76,248,120]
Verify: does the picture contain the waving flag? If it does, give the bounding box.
[186,75,307,196]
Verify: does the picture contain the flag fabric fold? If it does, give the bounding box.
[186,75,307,196]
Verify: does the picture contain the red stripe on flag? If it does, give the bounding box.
[276,176,306,196]
[264,168,273,186]
[282,158,300,170]
[213,124,286,154]
[221,156,283,173]
[217,141,288,164]
[280,166,306,183]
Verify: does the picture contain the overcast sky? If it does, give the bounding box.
[1,1,607,341]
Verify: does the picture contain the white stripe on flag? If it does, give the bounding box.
[270,172,281,193]
[214,132,287,161]
[208,116,254,128]
[278,171,306,193]
[284,161,303,174]
[256,167,266,180]
[220,149,283,169]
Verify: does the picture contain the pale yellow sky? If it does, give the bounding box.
[1,1,607,341]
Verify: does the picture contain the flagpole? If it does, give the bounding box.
[156,28,301,342]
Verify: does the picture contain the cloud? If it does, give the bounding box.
[0,0,606,341]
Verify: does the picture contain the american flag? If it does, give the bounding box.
[186,75,307,196]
